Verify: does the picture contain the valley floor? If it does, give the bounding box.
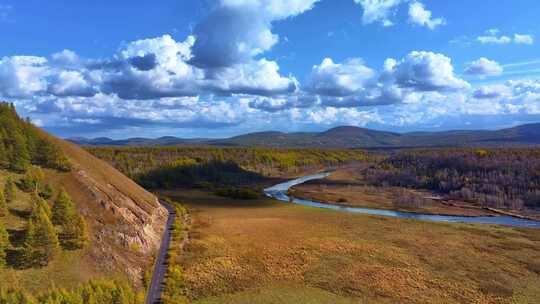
[161,189,540,304]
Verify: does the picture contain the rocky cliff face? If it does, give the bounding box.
[45,134,168,285]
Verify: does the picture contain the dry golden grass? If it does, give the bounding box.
[163,189,540,304]
[44,132,159,211]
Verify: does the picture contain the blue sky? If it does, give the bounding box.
[1,0,540,138]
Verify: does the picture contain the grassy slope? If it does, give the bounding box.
[45,132,159,211]
[0,132,166,293]
[0,170,101,292]
[162,189,540,304]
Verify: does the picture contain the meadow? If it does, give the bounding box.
[161,188,540,304]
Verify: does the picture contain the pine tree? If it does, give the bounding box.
[9,131,31,173]
[19,167,44,193]
[52,189,72,226]
[23,202,58,267]
[39,183,53,200]
[4,177,15,204]
[31,192,51,219]
[52,189,88,250]
[0,190,6,217]
[59,213,88,250]
[0,222,9,267]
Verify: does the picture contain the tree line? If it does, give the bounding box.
[363,148,540,210]
[160,197,189,304]
[0,278,142,303]
[0,102,72,173]
[86,146,370,180]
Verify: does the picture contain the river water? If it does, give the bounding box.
[264,173,540,228]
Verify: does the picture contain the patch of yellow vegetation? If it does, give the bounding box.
[165,189,540,304]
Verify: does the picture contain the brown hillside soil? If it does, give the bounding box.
[0,133,167,292]
[46,135,168,285]
[162,189,540,304]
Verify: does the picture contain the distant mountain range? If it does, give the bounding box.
[68,123,540,148]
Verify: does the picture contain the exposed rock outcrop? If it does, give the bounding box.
[44,133,168,285]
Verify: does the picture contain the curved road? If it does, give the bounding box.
[146,200,177,304]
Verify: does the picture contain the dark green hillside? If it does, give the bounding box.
[0,103,71,172]
[86,146,371,190]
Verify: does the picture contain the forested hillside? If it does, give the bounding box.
[87,146,371,189]
[0,103,71,173]
[364,148,540,210]
[0,102,167,301]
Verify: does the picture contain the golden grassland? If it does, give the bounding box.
[161,188,540,304]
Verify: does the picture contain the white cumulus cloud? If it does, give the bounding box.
[354,0,401,26]
[307,58,375,97]
[0,56,50,98]
[190,0,319,68]
[390,51,470,91]
[464,58,503,78]
[408,1,445,29]
[514,34,534,45]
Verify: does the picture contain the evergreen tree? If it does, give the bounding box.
[39,183,53,200]
[52,189,88,250]
[52,189,72,226]
[23,202,58,267]
[31,192,51,219]
[59,214,88,250]
[4,177,15,204]
[9,131,31,173]
[0,191,6,217]
[19,167,44,193]
[0,223,9,267]
[0,102,72,174]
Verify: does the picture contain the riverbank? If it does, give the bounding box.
[274,172,540,228]
[289,167,540,221]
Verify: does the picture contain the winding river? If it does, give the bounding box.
[264,173,540,228]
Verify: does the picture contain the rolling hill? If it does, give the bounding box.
[69,123,540,148]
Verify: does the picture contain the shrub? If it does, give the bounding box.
[0,223,8,267]
[18,167,45,193]
[162,265,189,304]
[39,184,53,200]
[0,278,142,303]
[0,191,6,217]
[214,187,259,200]
[4,177,15,204]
